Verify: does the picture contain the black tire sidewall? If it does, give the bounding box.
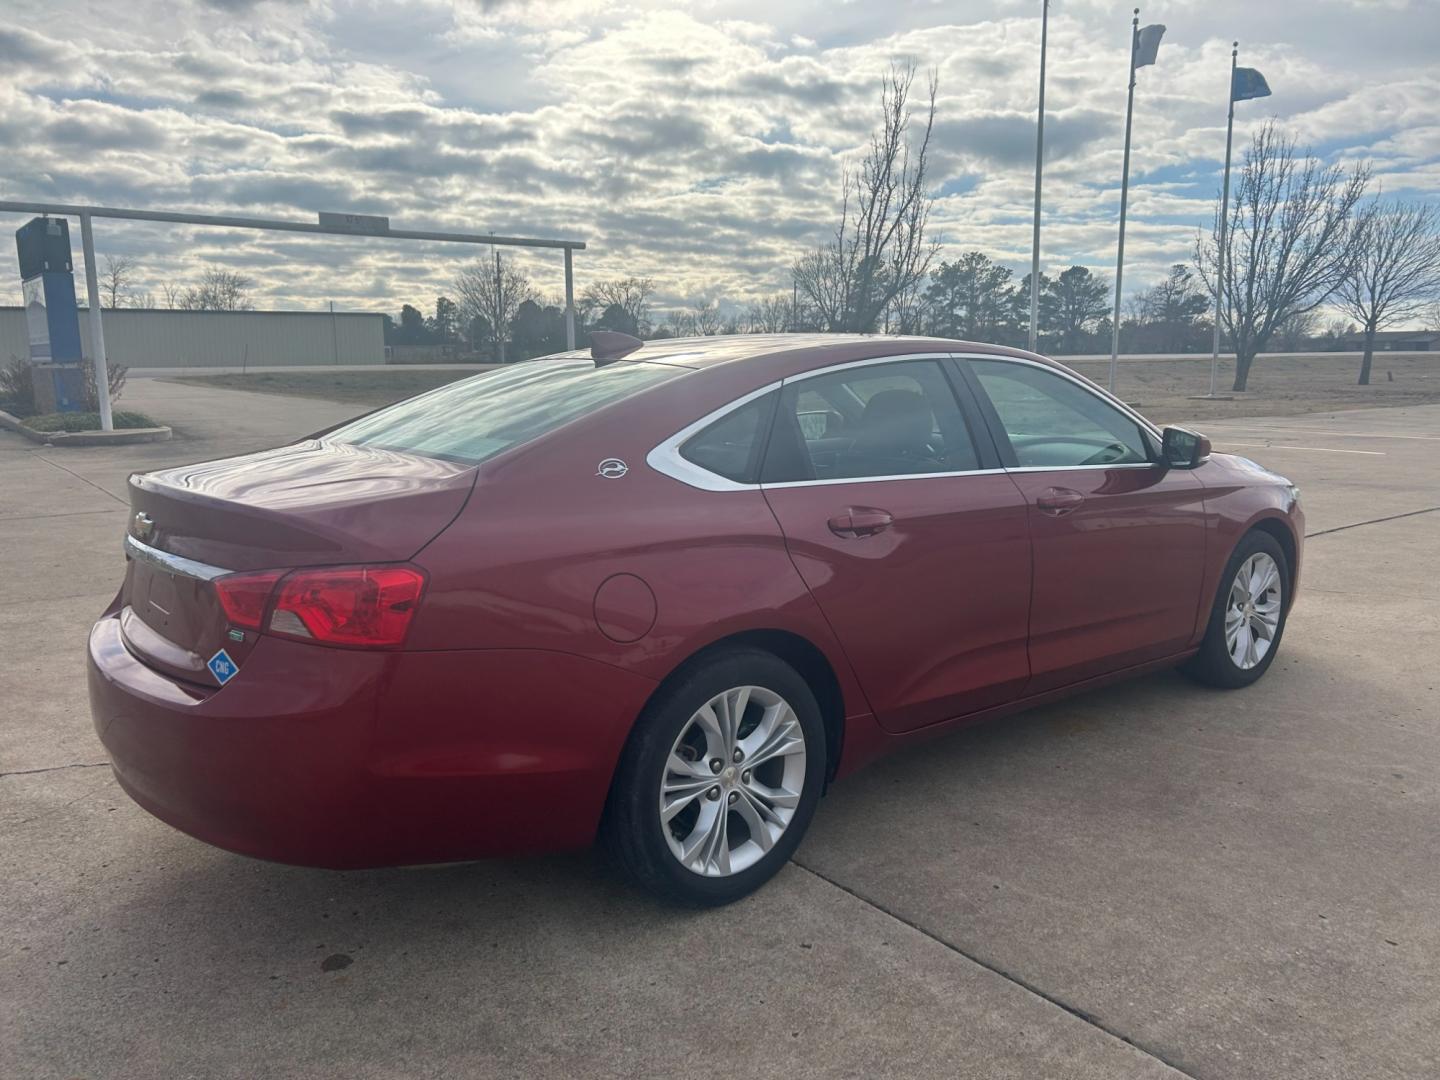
[605,648,826,906]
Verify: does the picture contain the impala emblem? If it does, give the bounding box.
[132,511,155,541]
[596,458,629,479]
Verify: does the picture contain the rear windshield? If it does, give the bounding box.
[326,359,682,465]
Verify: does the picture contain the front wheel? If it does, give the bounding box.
[1183,530,1290,689]
[603,649,826,906]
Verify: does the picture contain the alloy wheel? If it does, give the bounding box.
[1225,551,1283,670]
[659,685,807,877]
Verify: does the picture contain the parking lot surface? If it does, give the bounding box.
[3,377,1437,1079]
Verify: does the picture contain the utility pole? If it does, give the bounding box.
[494,247,505,364]
[78,211,113,431]
[1028,0,1049,353]
[1208,43,1241,398]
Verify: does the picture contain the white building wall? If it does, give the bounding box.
[0,308,385,368]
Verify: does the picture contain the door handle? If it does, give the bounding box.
[828,506,894,538]
[1035,486,1085,516]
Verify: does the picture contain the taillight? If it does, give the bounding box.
[268,566,426,649]
[214,570,285,630]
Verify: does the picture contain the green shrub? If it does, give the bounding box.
[23,410,157,433]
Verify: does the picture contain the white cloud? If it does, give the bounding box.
[0,0,1437,318]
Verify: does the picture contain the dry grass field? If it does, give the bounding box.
[169,350,1440,424]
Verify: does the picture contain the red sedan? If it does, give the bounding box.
[89,334,1302,905]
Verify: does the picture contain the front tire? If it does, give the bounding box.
[1184,530,1290,689]
[603,648,826,906]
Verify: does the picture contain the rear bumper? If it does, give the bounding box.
[88,613,657,868]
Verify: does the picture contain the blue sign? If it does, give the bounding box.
[207,649,240,685]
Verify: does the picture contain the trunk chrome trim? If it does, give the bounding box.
[123,534,230,582]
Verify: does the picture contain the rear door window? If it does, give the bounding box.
[762,360,980,483]
[327,358,682,465]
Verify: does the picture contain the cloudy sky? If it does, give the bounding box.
[2,0,1438,322]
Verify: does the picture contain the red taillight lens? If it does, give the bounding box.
[268,566,426,649]
[214,570,285,630]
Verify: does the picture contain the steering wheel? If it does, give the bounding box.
[1078,441,1131,467]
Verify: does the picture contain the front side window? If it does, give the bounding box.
[969,360,1151,468]
[762,360,979,483]
[327,358,682,465]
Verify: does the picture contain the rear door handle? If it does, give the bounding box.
[828,506,894,538]
[1035,486,1085,516]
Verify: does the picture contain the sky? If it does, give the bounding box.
[2,0,1438,323]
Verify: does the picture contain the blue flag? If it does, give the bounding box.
[1231,67,1271,102]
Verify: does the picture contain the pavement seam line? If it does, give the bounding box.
[0,762,109,779]
[790,860,1202,1080]
[31,453,129,507]
[1305,505,1439,539]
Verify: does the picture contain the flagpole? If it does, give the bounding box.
[1108,10,1141,394]
[1028,0,1049,353]
[1209,42,1239,398]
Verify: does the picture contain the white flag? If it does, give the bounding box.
[1134,24,1166,68]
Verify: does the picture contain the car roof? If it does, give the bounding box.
[550,333,1069,380]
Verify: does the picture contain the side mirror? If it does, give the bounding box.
[1161,426,1212,469]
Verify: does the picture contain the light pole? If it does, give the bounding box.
[1028,0,1049,353]
[1107,11,1165,394]
[1208,43,1241,398]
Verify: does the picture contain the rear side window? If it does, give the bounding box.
[327,359,681,465]
[679,391,777,484]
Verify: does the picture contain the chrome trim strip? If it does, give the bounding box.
[123,534,230,582]
[1006,462,1157,473]
[762,468,1009,490]
[779,351,957,385]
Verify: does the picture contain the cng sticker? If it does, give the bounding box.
[207,649,239,685]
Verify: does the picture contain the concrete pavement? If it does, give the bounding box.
[2,382,1437,1079]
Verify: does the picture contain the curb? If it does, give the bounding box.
[0,408,172,446]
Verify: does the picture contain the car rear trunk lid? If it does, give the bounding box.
[119,439,473,684]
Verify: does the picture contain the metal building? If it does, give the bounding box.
[0,307,385,370]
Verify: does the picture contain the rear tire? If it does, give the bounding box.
[1183,530,1290,689]
[603,648,826,906]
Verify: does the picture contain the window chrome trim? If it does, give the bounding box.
[645,380,783,492]
[762,468,1009,490]
[645,350,1165,492]
[124,534,229,582]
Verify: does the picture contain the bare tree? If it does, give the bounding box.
[1196,123,1369,391]
[454,253,536,362]
[793,62,939,333]
[745,294,793,333]
[176,268,256,311]
[160,282,184,309]
[580,277,655,336]
[1336,200,1440,385]
[1271,308,1320,352]
[688,300,723,336]
[102,255,137,308]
